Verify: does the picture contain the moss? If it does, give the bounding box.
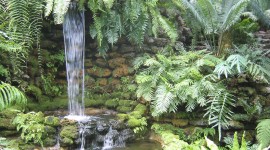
[171,119,189,127]
[0,118,16,129]
[61,137,74,145]
[118,100,133,107]
[44,126,57,134]
[27,96,68,111]
[117,106,132,113]
[0,130,18,136]
[44,116,60,127]
[43,137,57,147]
[134,104,147,114]
[85,99,105,107]
[127,117,143,128]
[27,85,42,101]
[105,99,119,108]
[129,111,143,119]
[0,108,21,118]
[117,113,129,121]
[60,125,78,140]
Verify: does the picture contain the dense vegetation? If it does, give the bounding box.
[0,0,270,149]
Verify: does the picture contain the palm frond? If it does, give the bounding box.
[204,89,235,141]
[256,119,270,149]
[152,85,175,117]
[221,0,250,31]
[0,82,27,110]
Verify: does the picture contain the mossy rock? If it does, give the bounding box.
[105,99,119,108]
[43,137,57,147]
[27,96,68,111]
[85,99,105,107]
[0,130,18,136]
[44,126,57,134]
[117,106,132,113]
[171,119,189,127]
[127,118,142,128]
[60,125,78,140]
[134,104,147,114]
[117,113,129,121]
[44,116,60,127]
[118,100,134,107]
[27,85,42,101]
[129,111,143,119]
[0,108,21,118]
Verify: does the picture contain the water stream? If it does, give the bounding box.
[63,2,85,117]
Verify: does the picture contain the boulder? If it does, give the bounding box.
[108,58,126,69]
[112,65,129,77]
[44,116,60,127]
[96,58,108,67]
[87,67,112,77]
[172,119,189,127]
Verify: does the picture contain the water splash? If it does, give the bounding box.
[63,2,85,117]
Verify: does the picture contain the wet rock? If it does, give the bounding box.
[43,137,57,147]
[96,134,105,143]
[172,119,189,127]
[110,120,126,130]
[96,121,110,134]
[45,116,60,127]
[0,130,18,136]
[108,58,126,69]
[119,129,134,141]
[189,119,208,126]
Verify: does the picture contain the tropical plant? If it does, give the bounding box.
[134,49,235,140]
[173,0,250,55]
[247,0,270,28]
[13,112,46,147]
[0,82,27,111]
[214,44,270,83]
[256,119,270,149]
[45,0,178,55]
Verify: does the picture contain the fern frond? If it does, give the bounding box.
[256,119,270,149]
[221,0,250,32]
[0,82,27,110]
[152,85,175,117]
[204,89,235,141]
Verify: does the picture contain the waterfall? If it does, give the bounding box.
[63,2,85,117]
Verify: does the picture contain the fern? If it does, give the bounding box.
[256,119,270,149]
[204,89,235,141]
[0,82,27,110]
[45,0,71,24]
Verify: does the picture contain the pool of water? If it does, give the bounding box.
[112,140,162,150]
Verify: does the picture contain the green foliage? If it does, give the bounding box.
[232,18,259,44]
[151,123,219,150]
[87,0,177,55]
[0,82,27,110]
[174,0,250,54]
[214,45,270,83]
[45,0,71,24]
[256,119,270,149]
[135,49,235,140]
[12,112,46,146]
[248,0,270,28]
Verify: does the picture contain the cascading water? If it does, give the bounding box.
[63,2,85,117]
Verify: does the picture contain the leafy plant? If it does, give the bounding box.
[12,112,46,147]
[0,82,27,110]
[173,0,250,55]
[214,45,270,83]
[256,119,270,149]
[134,49,235,140]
